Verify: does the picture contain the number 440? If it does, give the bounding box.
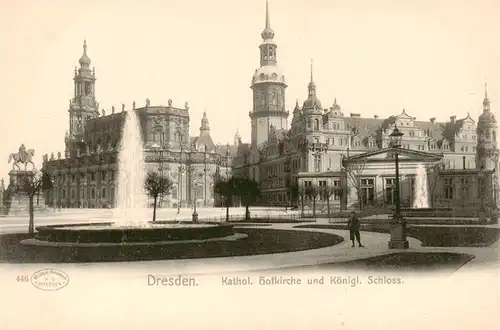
[16,275,29,282]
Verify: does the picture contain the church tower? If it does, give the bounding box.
[476,82,499,171]
[249,0,288,147]
[66,40,99,154]
[302,60,324,137]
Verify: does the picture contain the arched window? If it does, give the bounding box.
[314,119,319,131]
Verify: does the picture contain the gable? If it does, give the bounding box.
[344,148,443,164]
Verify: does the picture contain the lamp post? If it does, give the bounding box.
[191,172,203,222]
[51,176,56,210]
[388,125,409,249]
[203,145,208,207]
[176,130,185,213]
[81,177,87,209]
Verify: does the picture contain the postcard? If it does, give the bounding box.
[0,0,498,329]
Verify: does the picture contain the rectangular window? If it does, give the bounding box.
[360,178,375,206]
[444,178,453,200]
[385,177,396,205]
[102,188,106,198]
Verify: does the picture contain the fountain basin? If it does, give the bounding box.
[35,222,234,243]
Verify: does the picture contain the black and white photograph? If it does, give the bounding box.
[0,0,498,329]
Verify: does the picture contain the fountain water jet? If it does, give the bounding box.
[113,108,149,222]
[413,163,429,208]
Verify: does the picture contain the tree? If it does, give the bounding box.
[214,178,234,221]
[39,170,52,206]
[346,159,367,211]
[321,185,336,219]
[305,184,320,217]
[298,184,306,217]
[232,177,261,219]
[144,172,174,222]
[288,182,299,209]
[16,170,52,235]
[337,186,348,212]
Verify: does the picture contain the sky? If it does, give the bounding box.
[0,0,498,181]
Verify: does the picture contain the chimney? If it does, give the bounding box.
[350,113,361,118]
[374,115,379,119]
[463,155,466,169]
[430,117,436,124]
[450,116,456,123]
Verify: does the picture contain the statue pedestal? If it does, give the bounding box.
[5,170,48,216]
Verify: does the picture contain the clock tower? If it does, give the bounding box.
[249,0,288,147]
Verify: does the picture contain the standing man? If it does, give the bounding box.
[347,211,364,247]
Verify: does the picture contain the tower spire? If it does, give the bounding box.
[265,0,270,30]
[310,58,314,82]
[261,0,274,40]
[483,79,490,110]
[79,39,91,68]
[200,110,210,135]
[308,59,316,93]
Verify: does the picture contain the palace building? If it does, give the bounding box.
[231,1,499,211]
[41,41,235,209]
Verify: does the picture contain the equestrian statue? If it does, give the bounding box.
[8,144,36,171]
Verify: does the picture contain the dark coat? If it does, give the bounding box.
[347,215,360,232]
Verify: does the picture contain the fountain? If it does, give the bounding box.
[113,105,149,222]
[413,163,429,208]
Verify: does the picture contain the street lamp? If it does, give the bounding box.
[191,172,203,222]
[82,177,87,209]
[203,145,208,207]
[176,130,185,212]
[388,125,409,249]
[51,176,56,210]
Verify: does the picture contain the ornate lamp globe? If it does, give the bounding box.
[389,126,404,148]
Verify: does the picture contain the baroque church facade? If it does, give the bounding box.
[42,41,234,209]
[232,2,499,211]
